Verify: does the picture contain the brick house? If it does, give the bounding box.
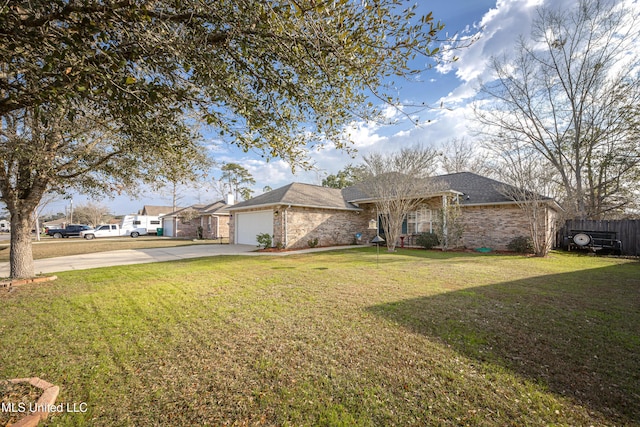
[227,172,561,250]
[161,200,230,239]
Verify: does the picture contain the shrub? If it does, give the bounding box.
[416,232,439,249]
[307,237,319,248]
[507,235,534,253]
[256,233,272,249]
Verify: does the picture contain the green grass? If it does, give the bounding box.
[0,249,638,426]
[0,236,229,262]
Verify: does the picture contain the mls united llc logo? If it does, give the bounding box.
[1,402,88,413]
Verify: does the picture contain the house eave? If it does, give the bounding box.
[348,190,464,204]
[226,202,362,212]
[461,199,562,210]
[163,211,230,218]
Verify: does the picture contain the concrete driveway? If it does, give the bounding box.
[0,244,257,276]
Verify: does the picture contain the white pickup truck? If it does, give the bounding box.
[79,224,148,239]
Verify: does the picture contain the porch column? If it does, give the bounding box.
[442,194,448,248]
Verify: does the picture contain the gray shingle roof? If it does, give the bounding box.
[227,182,361,211]
[346,172,549,205]
[164,200,229,217]
[202,200,229,214]
[428,172,546,205]
[229,172,551,211]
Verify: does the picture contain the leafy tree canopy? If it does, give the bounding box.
[1,0,444,169]
[0,0,447,278]
[322,164,367,189]
[220,162,256,201]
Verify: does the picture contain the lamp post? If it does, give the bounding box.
[369,218,385,267]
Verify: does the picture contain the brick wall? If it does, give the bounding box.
[460,205,531,250]
[202,215,229,239]
[174,215,229,239]
[275,206,377,249]
[228,212,236,243]
[229,202,556,251]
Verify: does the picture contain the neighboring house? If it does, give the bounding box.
[138,205,175,216]
[161,200,230,239]
[227,172,561,250]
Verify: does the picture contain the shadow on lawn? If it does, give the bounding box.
[367,263,640,424]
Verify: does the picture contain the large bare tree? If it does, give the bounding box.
[1,1,449,278]
[360,146,442,252]
[439,137,492,176]
[72,202,112,227]
[475,0,640,219]
[489,141,562,256]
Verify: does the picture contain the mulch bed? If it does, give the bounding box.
[0,380,42,425]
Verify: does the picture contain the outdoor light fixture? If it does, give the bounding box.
[368,219,377,230]
[371,235,385,244]
[370,234,385,268]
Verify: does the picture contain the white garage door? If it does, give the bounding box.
[162,218,174,237]
[236,210,273,245]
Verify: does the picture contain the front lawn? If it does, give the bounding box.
[0,249,638,426]
[0,237,229,262]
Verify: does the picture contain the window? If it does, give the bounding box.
[150,220,160,225]
[406,207,432,234]
[133,220,141,225]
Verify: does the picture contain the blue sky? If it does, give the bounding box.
[50,0,584,216]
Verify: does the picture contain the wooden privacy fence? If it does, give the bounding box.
[557,219,640,256]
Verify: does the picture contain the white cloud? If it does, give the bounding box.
[204,139,230,154]
[438,0,563,105]
[343,120,388,149]
[243,158,292,187]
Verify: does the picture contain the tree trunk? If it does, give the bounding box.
[9,211,35,279]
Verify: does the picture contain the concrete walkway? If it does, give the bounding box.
[0,244,363,276]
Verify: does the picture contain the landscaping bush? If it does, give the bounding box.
[307,237,319,248]
[256,233,272,249]
[507,235,534,253]
[416,232,439,249]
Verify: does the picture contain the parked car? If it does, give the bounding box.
[79,224,147,239]
[46,224,93,238]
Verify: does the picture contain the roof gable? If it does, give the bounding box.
[139,205,176,216]
[164,200,229,217]
[228,182,360,211]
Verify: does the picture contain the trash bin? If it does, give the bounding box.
[157,228,163,237]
